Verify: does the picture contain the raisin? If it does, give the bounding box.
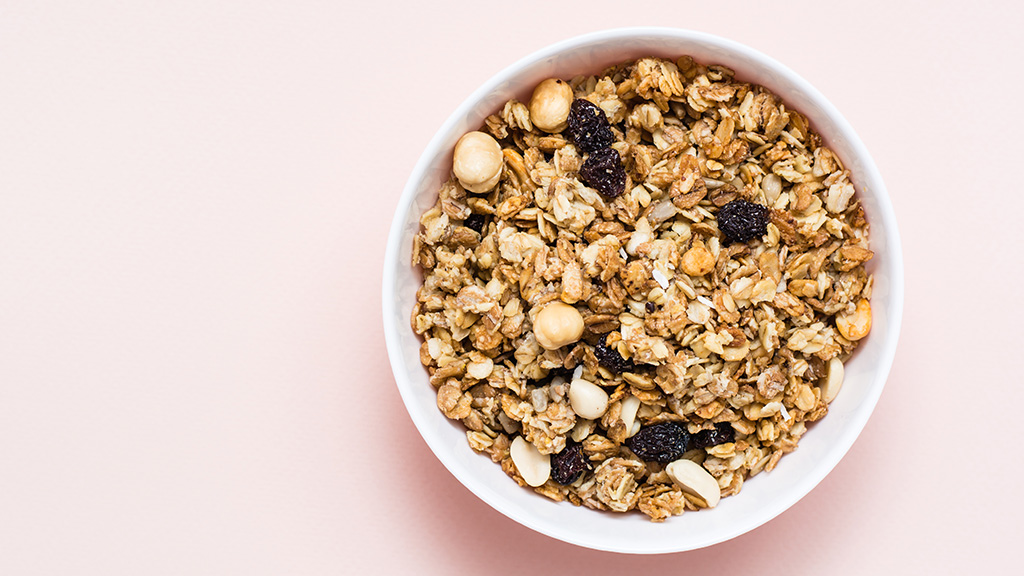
[645,301,656,313]
[463,213,487,234]
[625,422,691,463]
[691,422,735,449]
[594,334,635,374]
[578,147,626,198]
[550,442,591,485]
[716,199,770,244]
[566,99,614,153]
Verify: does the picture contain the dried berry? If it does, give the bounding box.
[717,199,770,244]
[566,98,614,153]
[550,442,591,485]
[594,334,635,374]
[463,213,487,234]
[625,422,691,463]
[645,301,656,313]
[691,422,735,449]
[579,147,626,198]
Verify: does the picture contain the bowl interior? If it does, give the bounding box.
[383,28,903,553]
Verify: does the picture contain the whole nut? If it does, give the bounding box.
[820,356,844,403]
[568,379,609,420]
[665,459,722,508]
[453,131,503,193]
[533,302,584,350]
[510,436,551,487]
[528,78,573,133]
[680,239,715,276]
[836,298,872,341]
[620,395,641,438]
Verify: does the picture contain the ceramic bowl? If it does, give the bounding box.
[383,27,903,553]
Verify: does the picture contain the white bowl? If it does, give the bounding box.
[383,28,903,554]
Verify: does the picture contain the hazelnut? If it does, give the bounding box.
[533,301,584,350]
[453,131,503,193]
[528,78,573,133]
[680,239,715,276]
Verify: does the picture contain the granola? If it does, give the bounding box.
[410,56,873,521]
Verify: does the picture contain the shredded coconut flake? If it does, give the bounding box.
[652,268,670,290]
[619,248,628,260]
[780,404,791,421]
[697,295,715,309]
[572,365,584,382]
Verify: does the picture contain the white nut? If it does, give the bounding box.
[666,459,722,508]
[820,356,844,403]
[528,78,573,133]
[453,131,503,193]
[568,379,609,420]
[620,396,641,438]
[533,302,584,350]
[510,436,551,487]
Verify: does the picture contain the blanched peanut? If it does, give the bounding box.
[533,302,584,350]
[528,78,573,133]
[820,356,844,403]
[836,298,872,341]
[453,131,503,193]
[666,459,721,508]
[568,379,609,420]
[680,239,715,276]
[510,436,551,487]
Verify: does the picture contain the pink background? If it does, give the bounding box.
[1,1,1021,573]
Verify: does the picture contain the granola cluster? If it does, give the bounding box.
[410,56,873,521]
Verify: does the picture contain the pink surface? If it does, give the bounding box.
[0,1,1020,574]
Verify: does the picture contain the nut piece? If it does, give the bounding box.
[620,395,641,438]
[510,436,551,487]
[533,302,584,350]
[820,356,844,403]
[680,239,715,276]
[836,298,872,341]
[528,78,574,133]
[453,131,503,193]
[568,379,610,420]
[665,459,722,508]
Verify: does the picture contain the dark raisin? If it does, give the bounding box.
[645,301,656,313]
[566,99,614,153]
[550,442,591,485]
[463,213,487,234]
[691,422,735,449]
[716,199,770,244]
[594,334,635,374]
[625,422,691,463]
[578,147,626,198]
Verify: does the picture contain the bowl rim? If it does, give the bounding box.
[383,26,904,553]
